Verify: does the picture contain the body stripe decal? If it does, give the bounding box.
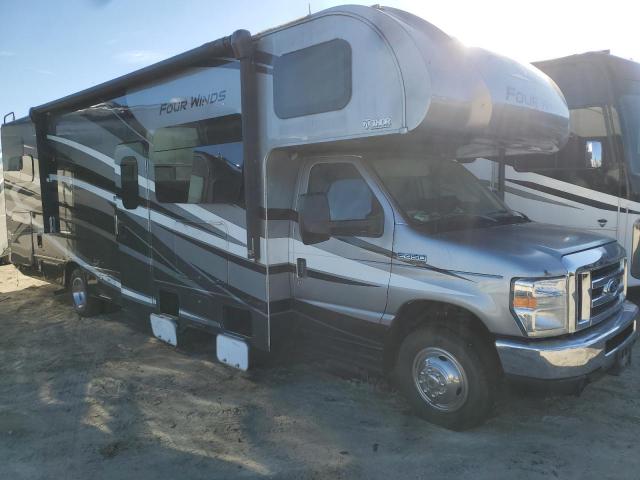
[48,135,115,167]
[504,185,581,210]
[48,134,249,245]
[3,180,41,198]
[507,179,640,214]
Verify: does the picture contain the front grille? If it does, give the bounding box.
[576,259,625,330]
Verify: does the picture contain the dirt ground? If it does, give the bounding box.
[0,264,638,480]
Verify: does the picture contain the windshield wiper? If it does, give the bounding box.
[486,209,530,224]
[432,213,499,226]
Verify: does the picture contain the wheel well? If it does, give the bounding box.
[383,300,500,372]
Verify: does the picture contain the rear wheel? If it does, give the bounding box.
[395,325,497,430]
[69,268,101,317]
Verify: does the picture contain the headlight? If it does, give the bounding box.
[511,277,568,337]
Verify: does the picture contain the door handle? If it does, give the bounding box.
[296,258,307,278]
[597,218,607,228]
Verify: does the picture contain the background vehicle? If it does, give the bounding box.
[1,6,636,429]
[466,52,640,285]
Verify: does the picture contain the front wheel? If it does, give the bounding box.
[69,268,101,317]
[395,325,497,430]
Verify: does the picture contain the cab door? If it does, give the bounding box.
[292,158,394,338]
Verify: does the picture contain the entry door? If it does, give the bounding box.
[5,153,36,266]
[292,159,394,335]
[114,142,153,308]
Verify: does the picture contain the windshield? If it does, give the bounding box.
[370,157,526,233]
[620,92,640,179]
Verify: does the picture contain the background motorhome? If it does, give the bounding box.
[2,6,636,429]
[466,52,640,286]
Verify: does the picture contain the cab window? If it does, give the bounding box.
[307,162,383,237]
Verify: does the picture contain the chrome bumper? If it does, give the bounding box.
[495,301,638,380]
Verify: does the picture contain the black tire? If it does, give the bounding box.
[394,324,497,430]
[69,268,101,317]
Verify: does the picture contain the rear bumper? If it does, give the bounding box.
[495,301,638,381]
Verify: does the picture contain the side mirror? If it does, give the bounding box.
[299,193,330,245]
[586,140,603,168]
[120,156,139,210]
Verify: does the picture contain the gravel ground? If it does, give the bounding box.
[0,264,638,479]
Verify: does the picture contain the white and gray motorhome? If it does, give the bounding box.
[466,52,640,286]
[1,6,637,430]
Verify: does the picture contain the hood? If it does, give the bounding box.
[393,221,618,280]
[437,222,614,259]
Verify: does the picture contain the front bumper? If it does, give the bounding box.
[495,301,638,380]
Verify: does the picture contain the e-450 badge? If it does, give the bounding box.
[397,252,428,263]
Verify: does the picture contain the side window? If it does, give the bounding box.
[7,155,34,183]
[274,39,352,119]
[307,162,383,237]
[511,106,620,195]
[2,132,33,183]
[151,114,243,204]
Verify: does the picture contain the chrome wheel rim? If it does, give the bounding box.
[412,347,468,412]
[71,277,87,310]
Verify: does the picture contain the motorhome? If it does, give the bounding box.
[1,6,637,430]
[466,52,640,285]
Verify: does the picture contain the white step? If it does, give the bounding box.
[150,313,178,347]
[216,334,249,371]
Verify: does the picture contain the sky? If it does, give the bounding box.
[0,0,638,120]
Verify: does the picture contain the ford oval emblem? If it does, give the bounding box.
[603,278,620,295]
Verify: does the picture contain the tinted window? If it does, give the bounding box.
[510,107,621,195]
[308,162,382,236]
[151,114,243,204]
[1,133,33,182]
[274,39,352,119]
[6,154,34,183]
